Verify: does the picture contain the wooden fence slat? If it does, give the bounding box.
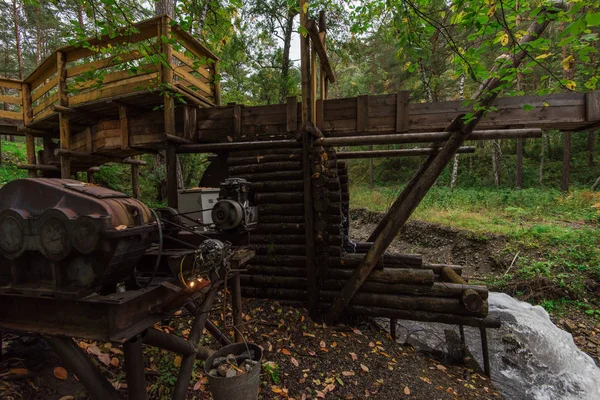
[69,75,158,106]
[396,91,409,132]
[67,50,149,78]
[0,94,22,104]
[172,67,213,98]
[33,92,58,116]
[0,110,22,120]
[172,50,211,81]
[31,76,58,102]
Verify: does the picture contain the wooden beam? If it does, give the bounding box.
[54,149,147,166]
[302,124,318,320]
[17,163,60,172]
[119,105,129,151]
[167,143,178,208]
[356,95,369,132]
[161,16,178,209]
[336,146,475,159]
[318,10,328,100]
[315,128,542,146]
[57,51,71,179]
[305,19,336,83]
[177,140,300,153]
[300,0,310,124]
[25,133,36,178]
[21,83,32,126]
[311,40,317,124]
[183,105,197,140]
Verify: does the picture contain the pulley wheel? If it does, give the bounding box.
[211,199,244,231]
[0,210,26,258]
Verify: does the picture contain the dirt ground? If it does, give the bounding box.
[1,296,500,400]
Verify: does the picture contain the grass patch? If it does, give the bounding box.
[350,184,600,310]
[0,141,28,186]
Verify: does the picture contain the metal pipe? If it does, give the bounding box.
[206,320,233,346]
[231,274,244,343]
[336,146,475,159]
[144,327,215,360]
[173,286,219,400]
[123,335,148,400]
[45,336,121,400]
[315,128,543,147]
[177,139,301,154]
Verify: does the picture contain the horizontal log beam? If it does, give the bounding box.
[17,163,60,172]
[177,140,301,153]
[315,128,543,147]
[336,146,475,159]
[54,149,147,165]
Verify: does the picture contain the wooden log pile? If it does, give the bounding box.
[225,144,491,324]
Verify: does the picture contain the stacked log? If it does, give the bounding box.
[224,145,490,322]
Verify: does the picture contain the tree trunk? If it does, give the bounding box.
[539,131,546,184]
[561,132,571,192]
[155,0,176,17]
[279,10,296,104]
[450,74,465,191]
[13,0,23,80]
[491,140,501,186]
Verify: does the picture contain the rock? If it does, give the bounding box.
[226,369,237,378]
[217,363,231,377]
[212,356,228,366]
[563,320,577,334]
[209,368,219,377]
[502,333,519,347]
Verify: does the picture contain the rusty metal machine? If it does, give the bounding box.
[0,179,156,298]
[0,178,256,400]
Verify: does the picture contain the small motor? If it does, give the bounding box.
[211,178,257,231]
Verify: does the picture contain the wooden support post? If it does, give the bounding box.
[300,0,311,124]
[88,167,99,184]
[183,105,197,141]
[305,19,336,83]
[57,51,71,179]
[84,127,93,153]
[562,131,571,192]
[310,41,317,124]
[160,16,178,209]
[131,163,140,199]
[480,327,491,376]
[214,61,222,106]
[21,82,32,126]
[303,126,318,320]
[588,132,595,167]
[390,318,398,342]
[25,133,36,178]
[516,138,523,189]
[318,10,328,100]
[119,105,129,151]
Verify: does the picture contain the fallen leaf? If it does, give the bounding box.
[368,342,375,347]
[316,391,326,398]
[419,376,432,384]
[193,380,203,391]
[404,386,411,395]
[436,364,447,372]
[360,364,369,372]
[110,348,124,356]
[58,397,74,400]
[324,383,336,392]
[281,348,292,356]
[86,345,102,356]
[302,332,315,338]
[307,349,316,356]
[8,368,29,376]
[342,371,355,376]
[54,367,68,380]
[352,328,362,335]
[349,352,358,361]
[331,342,337,348]
[272,385,283,393]
[291,357,299,367]
[114,225,127,231]
[98,353,111,366]
[320,340,326,348]
[77,341,89,350]
[110,357,120,367]
[174,356,182,367]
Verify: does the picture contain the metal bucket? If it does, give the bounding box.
[204,343,262,400]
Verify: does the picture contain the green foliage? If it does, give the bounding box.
[0,140,28,186]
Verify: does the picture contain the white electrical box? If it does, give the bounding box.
[177,187,220,229]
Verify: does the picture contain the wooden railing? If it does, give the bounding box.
[2,15,219,128]
[0,78,24,126]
